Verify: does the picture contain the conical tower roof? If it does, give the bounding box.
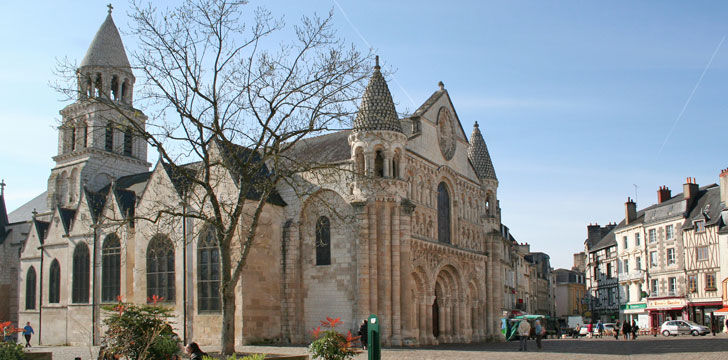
[468,122,497,181]
[353,57,402,133]
[80,9,131,70]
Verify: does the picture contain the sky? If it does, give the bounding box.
[1,1,727,269]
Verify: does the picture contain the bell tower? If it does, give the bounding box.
[47,6,149,209]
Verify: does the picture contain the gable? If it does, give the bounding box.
[405,89,479,181]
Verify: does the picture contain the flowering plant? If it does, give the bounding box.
[308,316,360,360]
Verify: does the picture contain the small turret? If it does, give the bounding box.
[467,122,497,181]
[352,56,402,133]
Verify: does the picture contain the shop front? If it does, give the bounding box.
[687,301,723,327]
[647,297,687,332]
[621,303,648,329]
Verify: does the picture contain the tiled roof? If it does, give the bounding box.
[80,13,132,70]
[8,191,48,223]
[288,131,351,164]
[216,140,286,207]
[467,122,497,181]
[411,89,445,118]
[681,185,722,229]
[353,59,402,133]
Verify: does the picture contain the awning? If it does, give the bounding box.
[714,307,728,316]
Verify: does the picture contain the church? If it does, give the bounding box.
[9,9,507,348]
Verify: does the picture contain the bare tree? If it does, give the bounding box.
[57,0,370,354]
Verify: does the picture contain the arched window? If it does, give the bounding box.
[315,216,331,266]
[102,234,121,302]
[437,182,451,244]
[355,148,365,176]
[198,226,220,311]
[105,123,114,152]
[392,151,400,179]
[82,122,88,148]
[72,243,90,303]
[26,267,36,310]
[49,259,61,303]
[123,127,133,156]
[111,75,119,101]
[70,125,76,151]
[94,73,102,97]
[374,150,384,178]
[147,235,175,302]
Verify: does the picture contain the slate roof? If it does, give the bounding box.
[287,131,351,164]
[58,207,76,234]
[80,13,132,70]
[0,195,8,244]
[84,187,109,224]
[8,191,48,223]
[33,219,50,245]
[216,141,286,207]
[681,184,723,229]
[589,227,617,252]
[353,59,402,133]
[162,162,199,198]
[467,122,497,181]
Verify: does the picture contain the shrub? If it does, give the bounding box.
[308,317,359,360]
[101,295,181,360]
[0,342,24,360]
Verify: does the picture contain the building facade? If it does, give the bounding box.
[584,223,620,322]
[554,268,586,318]
[8,10,514,348]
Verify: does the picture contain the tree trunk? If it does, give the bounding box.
[221,287,237,355]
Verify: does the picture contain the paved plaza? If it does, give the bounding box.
[22,334,728,359]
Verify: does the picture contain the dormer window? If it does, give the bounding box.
[694,219,706,233]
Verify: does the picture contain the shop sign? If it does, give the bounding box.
[647,298,686,310]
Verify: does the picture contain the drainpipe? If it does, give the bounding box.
[37,243,44,345]
[91,224,98,345]
[181,191,188,344]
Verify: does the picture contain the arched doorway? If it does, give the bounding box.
[432,293,440,339]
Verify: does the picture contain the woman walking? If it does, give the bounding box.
[614,320,620,340]
[622,320,631,340]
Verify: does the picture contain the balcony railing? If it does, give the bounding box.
[619,270,645,282]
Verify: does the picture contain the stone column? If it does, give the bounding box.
[383,202,392,344]
[391,202,402,345]
[400,199,415,345]
[353,201,369,322]
[419,300,427,345]
[369,203,378,317]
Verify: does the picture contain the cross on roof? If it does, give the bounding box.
[0,179,5,196]
[107,3,113,14]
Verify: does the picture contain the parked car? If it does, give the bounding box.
[681,320,710,336]
[603,323,616,336]
[660,320,691,336]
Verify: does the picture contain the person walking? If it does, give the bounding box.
[534,319,544,350]
[596,320,604,338]
[631,320,638,340]
[622,320,631,340]
[22,322,33,348]
[587,322,593,338]
[518,319,531,352]
[358,319,368,350]
[184,342,207,360]
[614,320,620,340]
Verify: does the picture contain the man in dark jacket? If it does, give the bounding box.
[358,320,369,349]
[622,321,631,340]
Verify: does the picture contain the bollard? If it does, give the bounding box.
[367,314,380,360]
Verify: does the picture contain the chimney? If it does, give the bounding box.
[625,197,637,225]
[657,186,672,204]
[587,223,602,245]
[720,168,728,205]
[683,177,699,207]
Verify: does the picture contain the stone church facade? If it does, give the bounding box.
[12,10,506,347]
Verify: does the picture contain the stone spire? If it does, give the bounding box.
[468,122,497,181]
[353,56,403,133]
[79,9,132,70]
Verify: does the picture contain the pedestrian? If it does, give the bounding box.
[358,319,368,350]
[534,319,544,350]
[518,319,531,352]
[587,322,593,338]
[597,320,604,338]
[573,323,581,339]
[622,320,631,340]
[631,320,638,340]
[614,320,620,340]
[22,322,33,348]
[184,342,207,360]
